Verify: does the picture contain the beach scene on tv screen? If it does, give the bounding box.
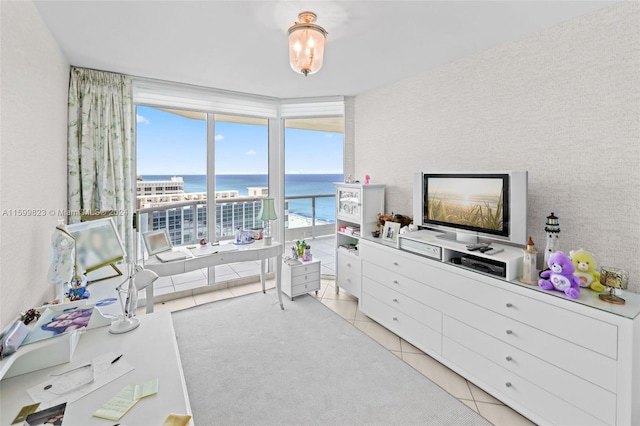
[426,177,504,232]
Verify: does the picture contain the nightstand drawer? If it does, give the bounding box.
[291,271,320,286]
[291,262,320,277]
[292,281,320,295]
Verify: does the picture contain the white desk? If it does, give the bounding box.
[144,240,284,311]
[0,312,192,426]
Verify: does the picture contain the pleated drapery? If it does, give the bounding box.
[67,67,134,258]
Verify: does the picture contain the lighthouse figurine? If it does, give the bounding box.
[520,236,538,285]
[544,212,560,265]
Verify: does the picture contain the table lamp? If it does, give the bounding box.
[109,265,158,334]
[259,197,278,246]
[47,223,76,303]
[599,266,629,305]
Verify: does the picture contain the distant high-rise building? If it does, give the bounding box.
[137,176,268,244]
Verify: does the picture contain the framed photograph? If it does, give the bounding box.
[67,218,126,274]
[382,221,401,245]
[142,229,172,255]
[25,402,67,426]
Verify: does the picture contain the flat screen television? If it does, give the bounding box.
[413,171,528,245]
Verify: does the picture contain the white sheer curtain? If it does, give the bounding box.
[68,67,134,257]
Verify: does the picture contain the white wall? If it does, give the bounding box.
[0,1,70,325]
[354,3,640,291]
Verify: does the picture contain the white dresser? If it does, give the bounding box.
[359,234,640,426]
[282,258,321,301]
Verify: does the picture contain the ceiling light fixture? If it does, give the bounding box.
[288,11,327,77]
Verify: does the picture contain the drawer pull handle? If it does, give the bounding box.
[393,261,399,266]
[393,298,398,303]
[506,356,512,362]
[506,303,513,308]
[347,263,351,267]
[505,382,512,388]
[393,317,398,321]
[393,280,399,284]
[506,329,513,335]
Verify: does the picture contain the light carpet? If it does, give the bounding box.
[172,292,490,426]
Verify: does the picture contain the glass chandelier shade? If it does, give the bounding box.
[288,11,327,77]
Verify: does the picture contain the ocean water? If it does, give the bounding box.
[140,174,343,222]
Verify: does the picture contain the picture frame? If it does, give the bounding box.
[142,229,172,255]
[382,221,401,245]
[67,218,126,274]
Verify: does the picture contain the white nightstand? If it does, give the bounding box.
[282,258,321,301]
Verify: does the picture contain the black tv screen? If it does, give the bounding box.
[423,173,509,237]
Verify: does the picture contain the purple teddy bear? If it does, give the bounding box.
[539,251,581,299]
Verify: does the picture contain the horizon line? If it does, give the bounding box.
[138,172,345,176]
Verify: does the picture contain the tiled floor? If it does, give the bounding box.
[140,277,536,426]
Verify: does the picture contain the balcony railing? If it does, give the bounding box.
[137,193,336,248]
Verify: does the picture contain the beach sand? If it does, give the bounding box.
[287,213,333,228]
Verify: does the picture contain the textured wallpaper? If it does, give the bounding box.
[354,3,640,292]
[1,1,70,325]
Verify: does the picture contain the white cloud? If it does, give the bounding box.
[215,134,224,141]
[325,133,333,138]
[246,149,256,155]
[137,114,150,124]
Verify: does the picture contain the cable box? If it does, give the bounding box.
[455,254,506,278]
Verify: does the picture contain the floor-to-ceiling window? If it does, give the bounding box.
[135,108,271,287]
[284,117,344,276]
[133,79,345,288]
[136,106,207,246]
[213,115,269,240]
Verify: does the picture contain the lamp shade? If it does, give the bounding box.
[260,198,278,221]
[288,11,327,76]
[135,268,158,291]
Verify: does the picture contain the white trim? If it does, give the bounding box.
[133,78,279,118]
[133,77,345,120]
[280,97,344,118]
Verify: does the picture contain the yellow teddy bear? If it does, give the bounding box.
[569,249,604,292]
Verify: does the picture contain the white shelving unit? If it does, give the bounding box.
[334,183,385,298]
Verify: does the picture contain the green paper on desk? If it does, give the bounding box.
[92,378,158,421]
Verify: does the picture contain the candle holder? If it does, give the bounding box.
[599,267,629,305]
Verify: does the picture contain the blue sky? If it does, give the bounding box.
[136,106,343,175]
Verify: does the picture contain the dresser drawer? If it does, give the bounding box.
[442,270,618,359]
[363,261,447,311]
[444,338,606,426]
[337,251,361,297]
[362,241,456,292]
[445,294,616,392]
[291,261,320,277]
[444,316,616,424]
[361,290,442,355]
[361,241,431,282]
[363,277,441,332]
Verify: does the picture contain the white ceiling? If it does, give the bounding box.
[34,1,614,99]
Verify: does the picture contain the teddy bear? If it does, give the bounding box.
[539,251,582,299]
[570,249,604,292]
